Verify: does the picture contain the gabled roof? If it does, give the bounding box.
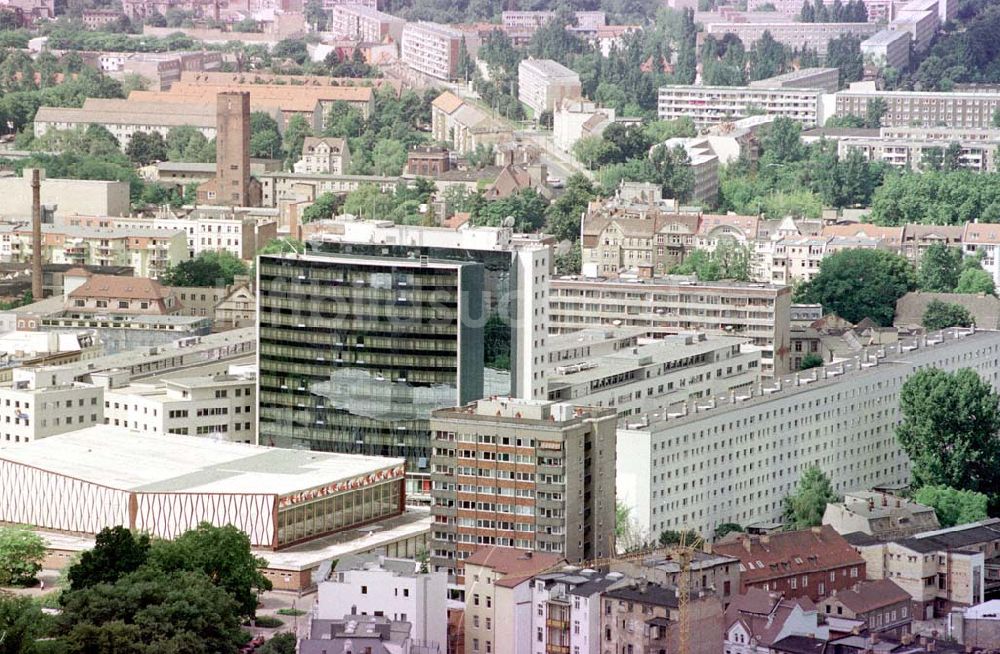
[715,526,865,584]
[464,547,564,588]
[302,136,348,154]
[432,91,464,115]
[68,275,171,301]
[821,223,903,244]
[826,579,910,614]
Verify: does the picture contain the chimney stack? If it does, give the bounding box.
[30,168,43,302]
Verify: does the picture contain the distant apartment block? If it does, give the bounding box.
[95,50,222,90]
[0,169,130,219]
[501,10,605,44]
[103,370,257,442]
[430,91,511,155]
[747,0,899,21]
[658,84,824,128]
[549,277,791,376]
[704,22,880,56]
[517,58,582,116]
[748,67,840,94]
[81,9,121,29]
[659,137,720,205]
[321,0,375,9]
[833,89,1000,129]
[861,30,911,71]
[329,4,405,43]
[838,135,999,172]
[429,398,616,580]
[553,98,615,153]
[616,328,1000,539]
[893,0,941,52]
[401,22,468,81]
[33,98,216,150]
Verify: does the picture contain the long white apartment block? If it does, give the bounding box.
[329,4,405,43]
[616,328,1000,541]
[833,89,1000,129]
[704,21,880,56]
[546,331,760,419]
[400,21,464,81]
[658,85,825,128]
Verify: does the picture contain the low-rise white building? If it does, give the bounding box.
[102,369,256,442]
[317,553,447,650]
[293,137,351,175]
[861,29,911,71]
[553,98,615,154]
[0,367,103,445]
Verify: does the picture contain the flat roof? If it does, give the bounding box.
[0,427,404,496]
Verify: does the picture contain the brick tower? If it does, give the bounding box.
[197,91,260,206]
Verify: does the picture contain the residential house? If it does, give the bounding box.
[293,137,351,175]
[553,98,615,154]
[431,91,511,155]
[724,588,825,654]
[820,579,912,637]
[65,274,180,317]
[714,527,867,601]
[611,550,742,607]
[962,222,1000,289]
[600,581,724,654]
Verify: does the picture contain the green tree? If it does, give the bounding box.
[913,485,989,528]
[783,465,838,530]
[301,192,342,223]
[67,526,151,592]
[715,523,744,538]
[0,595,57,653]
[658,529,700,546]
[125,131,167,166]
[554,241,582,275]
[282,114,312,169]
[922,300,974,330]
[474,188,549,233]
[649,143,694,201]
[58,568,244,654]
[257,633,297,654]
[799,353,824,370]
[544,174,595,242]
[249,112,282,159]
[456,37,475,82]
[371,139,407,176]
[864,98,887,128]
[572,135,614,170]
[955,265,996,295]
[165,125,214,163]
[897,368,1000,510]
[795,249,915,325]
[826,34,863,85]
[147,523,271,619]
[258,238,305,256]
[272,39,309,65]
[0,526,45,586]
[918,243,964,292]
[304,0,326,30]
[160,251,249,288]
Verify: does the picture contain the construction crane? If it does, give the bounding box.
[571,529,706,654]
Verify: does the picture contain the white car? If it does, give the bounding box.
[547,176,564,188]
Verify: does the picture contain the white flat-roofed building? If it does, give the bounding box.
[0,427,406,550]
[0,169,130,220]
[861,30,911,71]
[517,58,582,116]
[329,4,405,43]
[616,328,1000,540]
[317,553,447,650]
[838,135,999,172]
[748,67,840,93]
[657,137,720,205]
[0,367,103,446]
[658,85,825,128]
[549,277,792,376]
[546,332,759,419]
[891,5,938,53]
[102,370,257,443]
[833,89,1000,129]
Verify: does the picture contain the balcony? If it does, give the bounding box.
[546,618,569,630]
[545,645,569,654]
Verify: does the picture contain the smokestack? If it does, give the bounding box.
[30,168,43,301]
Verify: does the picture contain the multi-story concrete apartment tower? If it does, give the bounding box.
[401,22,467,81]
[197,92,260,206]
[257,252,484,497]
[616,328,1000,540]
[517,58,582,116]
[657,84,825,128]
[329,4,405,43]
[429,398,616,583]
[549,277,792,376]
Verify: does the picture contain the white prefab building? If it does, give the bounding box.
[102,371,257,443]
[0,428,406,550]
[0,367,104,445]
[317,553,448,649]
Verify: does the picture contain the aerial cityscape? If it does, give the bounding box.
[0,0,1000,651]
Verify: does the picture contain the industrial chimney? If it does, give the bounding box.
[30,168,43,301]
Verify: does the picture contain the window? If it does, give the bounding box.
[361,586,368,594]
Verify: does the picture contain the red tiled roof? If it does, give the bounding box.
[68,274,171,301]
[714,526,865,585]
[828,579,911,614]
[464,546,564,587]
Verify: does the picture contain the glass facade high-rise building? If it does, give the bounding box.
[258,252,484,495]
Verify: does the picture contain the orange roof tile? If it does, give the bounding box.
[432,91,465,115]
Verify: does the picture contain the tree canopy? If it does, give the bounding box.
[922,300,974,331]
[794,249,916,325]
[160,252,249,288]
[783,465,838,530]
[0,525,45,586]
[898,368,1000,511]
[67,526,151,591]
[917,243,964,292]
[913,485,989,528]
